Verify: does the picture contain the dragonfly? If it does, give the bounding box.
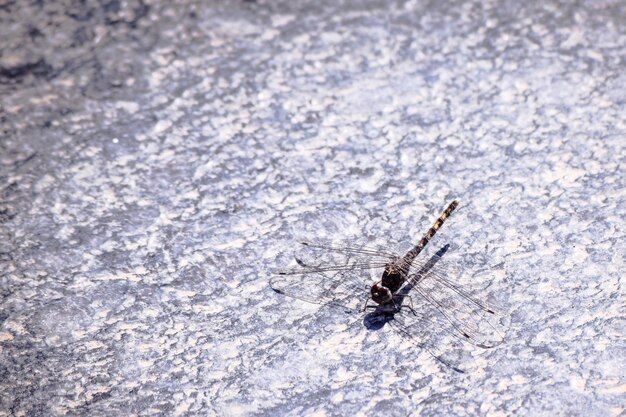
[270,200,504,372]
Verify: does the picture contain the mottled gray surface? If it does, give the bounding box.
[1,0,625,416]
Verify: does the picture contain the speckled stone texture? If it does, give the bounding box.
[1,0,625,416]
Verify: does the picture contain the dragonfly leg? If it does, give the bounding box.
[362,296,371,312]
[396,294,417,316]
[400,304,417,316]
[405,294,416,314]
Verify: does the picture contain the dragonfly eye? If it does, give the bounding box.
[371,284,392,304]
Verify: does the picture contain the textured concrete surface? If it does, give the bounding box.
[1,0,625,416]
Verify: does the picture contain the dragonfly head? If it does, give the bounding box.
[371,283,392,304]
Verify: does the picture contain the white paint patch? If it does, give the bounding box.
[214,238,247,250]
[152,119,172,135]
[358,168,384,193]
[165,288,197,298]
[115,101,140,113]
[537,281,557,294]
[0,332,14,342]
[271,14,295,27]
[330,392,344,404]
[563,246,589,269]
[569,374,586,392]
[561,28,584,49]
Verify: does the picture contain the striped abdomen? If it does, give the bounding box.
[401,200,459,268]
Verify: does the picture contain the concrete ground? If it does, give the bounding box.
[1,1,624,416]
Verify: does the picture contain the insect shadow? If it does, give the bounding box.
[362,243,451,331]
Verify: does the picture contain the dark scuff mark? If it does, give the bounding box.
[0,59,55,83]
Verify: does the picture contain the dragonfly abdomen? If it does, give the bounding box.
[402,200,459,266]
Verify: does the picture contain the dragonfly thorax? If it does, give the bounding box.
[382,262,407,293]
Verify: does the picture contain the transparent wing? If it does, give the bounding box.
[388,311,468,373]
[270,239,395,311]
[274,239,397,275]
[270,269,370,312]
[296,239,398,257]
[399,249,504,349]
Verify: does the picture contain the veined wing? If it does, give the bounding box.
[270,269,370,312]
[275,239,397,275]
[388,310,468,373]
[402,251,504,348]
[295,240,398,258]
[270,239,394,311]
